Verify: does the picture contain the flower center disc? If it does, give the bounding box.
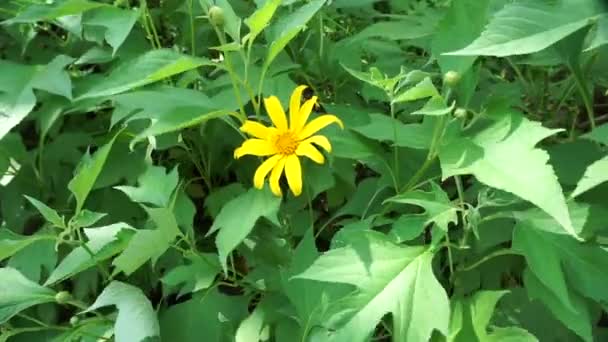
[274,133,298,155]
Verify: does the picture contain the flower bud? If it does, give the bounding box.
[54,291,72,304]
[454,108,467,118]
[443,71,461,87]
[208,6,224,28]
[69,316,80,326]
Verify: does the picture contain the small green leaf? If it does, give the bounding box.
[208,188,281,272]
[115,165,179,208]
[570,156,608,198]
[387,182,458,232]
[392,77,439,104]
[161,254,220,296]
[82,6,139,54]
[24,196,65,228]
[68,131,121,215]
[71,209,108,228]
[0,267,56,323]
[2,0,102,24]
[244,0,281,47]
[84,281,160,342]
[412,96,454,116]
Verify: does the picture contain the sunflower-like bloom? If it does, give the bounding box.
[234,85,343,197]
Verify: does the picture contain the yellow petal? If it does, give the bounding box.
[264,96,288,130]
[298,115,344,140]
[293,96,317,133]
[269,157,287,196]
[285,154,302,196]
[253,155,282,189]
[240,120,276,139]
[234,139,276,159]
[303,135,332,152]
[296,142,325,164]
[289,85,307,129]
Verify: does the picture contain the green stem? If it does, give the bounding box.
[75,227,111,282]
[506,57,530,93]
[187,0,196,55]
[213,26,247,117]
[569,62,596,135]
[390,101,400,190]
[458,249,520,273]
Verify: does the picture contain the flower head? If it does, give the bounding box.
[234,85,343,197]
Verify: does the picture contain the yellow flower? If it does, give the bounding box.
[234,85,343,197]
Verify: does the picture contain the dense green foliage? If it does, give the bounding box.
[1,0,608,341]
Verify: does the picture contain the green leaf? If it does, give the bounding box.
[0,56,73,140]
[264,0,326,70]
[295,231,449,342]
[82,6,139,54]
[449,290,533,342]
[71,209,108,228]
[583,123,608,145]
[0,267,56,323]
[68,131,121,214]
[513,220,608,315]
[244,0,281,47]
[570,156,608,198]
[523,269,592,341]
[392,77,439,104]
[84,281,160,342]
[586,16,608,51]
[348,17,438,42]
[159,288,248,342]
[76,49,216,100]
[0,229,55,262]
[115,165,179,208]
[24,196,65,228]
[387,182,458,232]
[235,304,266,342]
[161,254,220,296]
[412,96,455,116]
[112,208,181,276]
[2,0,102,24]
[351,114,433,149]
[207,188,281,272]
[445,1,604,57]
[45,224,134,285]
[439,113,576,237]
[431,0,490,74]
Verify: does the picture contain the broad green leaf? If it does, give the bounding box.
[7,240,57,283]
[571,156,608,198]
[439,113,575,237]
[207,188,281,272]
[45,224,134,285]
[84,281,160,342]
[159,288,248,342]
[586,16,608,51]
[445,1,604,57]
[389,215,427,243]
[24,196,65,228]
[351,114,433,149]
[392,77,439,104]
[0,230,55,262]
[71,209,108,228]
[431,0,490,73]
[0,56,73,140]
[0,268,55,323]
[264,0,326,69]
[82,6,139,54]
[513,220,608,314]
[295,231,449,342]
[412,96,454,116]
[449,291,534,341]
[115,165,179,207]
[68,131,121,214]
[485,327,539,342]
[523,269,592,341]
[112,208,180,276]
[76,49,216,100]
[387,182,458,232]
[2,0,102,24]
[348,17,438,42]
[244,0,282,47]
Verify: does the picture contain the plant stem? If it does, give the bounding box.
[187,0,196,55]
[458,249,521,272]
[213,26,247,117]
[569,61,596,135]
[390,101,400,190]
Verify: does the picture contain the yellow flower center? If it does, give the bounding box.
[273,132,299,155]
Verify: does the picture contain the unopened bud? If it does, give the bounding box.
[443,71,461,87]
[54,291,72,304]
[454,108,467,118]
[209,6,224,28]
